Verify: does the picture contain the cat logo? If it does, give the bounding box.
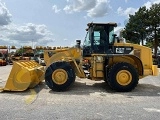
[116,48,125,53]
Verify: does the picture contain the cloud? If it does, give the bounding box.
[7,23,52,41]
[0,1,12,26]
[63,0,96,13]
[144,1,152,9]
[114,27,124,36]
[117,7,137,17]
[63,0,111,18]
[63,5,73,14]
[0,23,54,47]
[153,0,160,3]
[63,38,68,41]
[87,0,111,18]
[0,1,55,47]
[117,0,160,18]
[52,5,61,13]
[144,0,160,9]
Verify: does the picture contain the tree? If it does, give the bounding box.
[123,3,160,57]
[123,6,149,45]
[147,3,160,57]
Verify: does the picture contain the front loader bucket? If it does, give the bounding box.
[2,61,44,91]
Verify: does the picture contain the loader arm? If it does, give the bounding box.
[44,47,86,78]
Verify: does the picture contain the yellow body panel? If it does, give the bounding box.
[92,55,104,78]
[114,42,159,77]
[2,61,44,91]
[152,65,159,76]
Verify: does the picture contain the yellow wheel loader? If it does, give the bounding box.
[0,22,158,92]
[43,22,158,92]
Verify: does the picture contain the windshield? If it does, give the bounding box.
[109,26,114,44]
[93,31,100,45]
[83,31,91,47]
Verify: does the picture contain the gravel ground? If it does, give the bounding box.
[0,65,160,120]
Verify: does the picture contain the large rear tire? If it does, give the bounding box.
[108,62,139,92]
[45,61,76,91]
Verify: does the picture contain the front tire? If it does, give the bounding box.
[108,62,139,92]
[45,61,76,91]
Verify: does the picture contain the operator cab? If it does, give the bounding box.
[83,22,117,57]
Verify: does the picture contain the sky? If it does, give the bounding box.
[0,0,160,48]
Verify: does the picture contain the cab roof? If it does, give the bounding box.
[86,22,117,31]
[87,22,117,27]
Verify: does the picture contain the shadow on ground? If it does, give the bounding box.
[0,81,45,96]
[1,79,160,97]
[48,80,160,97]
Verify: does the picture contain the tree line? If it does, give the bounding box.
[122,3,160,57]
